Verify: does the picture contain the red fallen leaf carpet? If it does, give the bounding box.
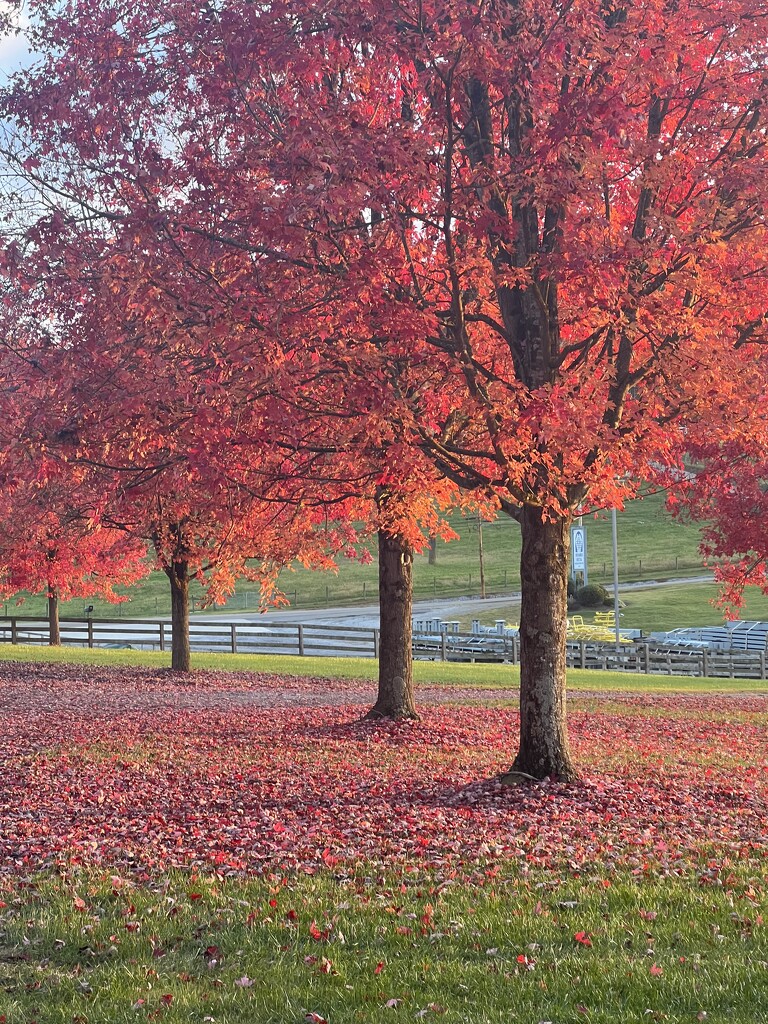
[0,662,766,879]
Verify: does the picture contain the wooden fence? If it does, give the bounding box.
[1,616,767,680]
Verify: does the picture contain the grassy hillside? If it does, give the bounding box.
[461,581,768,635]
[2,490,707,619]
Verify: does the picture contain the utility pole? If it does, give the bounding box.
[478,517,486,598]
[612,508,621,644]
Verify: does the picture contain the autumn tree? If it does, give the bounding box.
[0,227,358,672]
[4,0,768,775]
[0,289,149,642]
[0,11,463,707]
[669,429,768,612]
[0,482,149,643]
[234,365,462,720]
[174,0,764,779]
[50,312,353,673]
[0,179,445,687]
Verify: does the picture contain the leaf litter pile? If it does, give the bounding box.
[2,662,766,881]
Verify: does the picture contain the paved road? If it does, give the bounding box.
[197,574,716,631]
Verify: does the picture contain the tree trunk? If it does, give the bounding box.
[507,505,576,781]
[428,534,438,565]
[165,562,191,672]
[365,528,417,720]
[47,588,60,647]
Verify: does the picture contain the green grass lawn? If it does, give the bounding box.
[2,869,765,1024]
[1,649,766,1023]
[462,581,768,635]
[0,642,764,692]
[1,491,709,619]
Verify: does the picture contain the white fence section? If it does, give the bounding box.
[1,617,767,680]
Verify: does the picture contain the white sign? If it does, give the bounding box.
[571,527,586,572]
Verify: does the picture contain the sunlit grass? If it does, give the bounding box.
[1,868,766,1024]
[0,643,764,692]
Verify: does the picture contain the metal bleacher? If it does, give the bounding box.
[652,621,768,651]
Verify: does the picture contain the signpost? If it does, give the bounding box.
[570,525,587,585]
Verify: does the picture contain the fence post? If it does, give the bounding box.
[702,648,709,678]
[231,623,238,655]
[298,624,305,657]
[580,642,586,669]
[87,618,94,649]
[159,622,165,652]
[761,651,766,681]
[373,628,380,659]
[643,643,650,675]
[10,618,17,645]
[440,631,447,661]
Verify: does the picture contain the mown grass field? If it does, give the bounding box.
[464,581,768,635]
[0,650,766,1023]
[2,491,709,619]
[4,870,765,1024]
[1,641,766,691]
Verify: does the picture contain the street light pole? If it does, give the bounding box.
[611,507,620,645]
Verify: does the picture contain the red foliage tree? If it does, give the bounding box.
[4,0,768,773]
[255,362,463,719]
[669,437,768,613]
[0,69,463,704]
[43,318,353,672]
[0,231,357,671]
[0,482,150,644]
[0,276,150,646]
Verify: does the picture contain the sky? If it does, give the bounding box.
[0,2,31,81]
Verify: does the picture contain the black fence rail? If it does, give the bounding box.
[1,618,767,680]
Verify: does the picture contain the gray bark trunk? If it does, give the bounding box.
[508,505,576,781]
[47,588,60,647]
[165,563,191,672]
[365,528,417,720]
